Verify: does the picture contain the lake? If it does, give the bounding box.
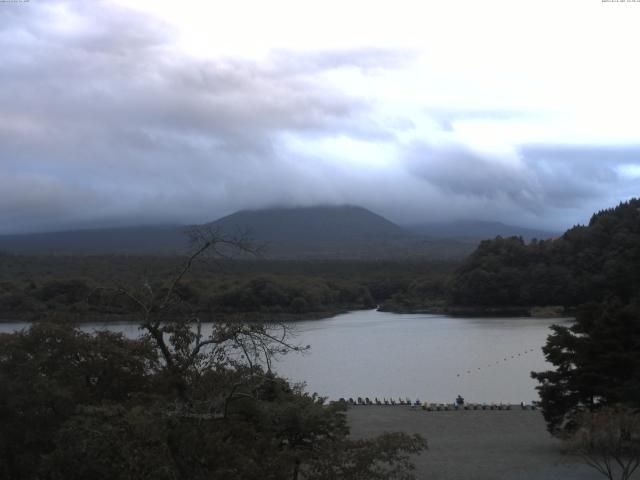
[0,309,567,403]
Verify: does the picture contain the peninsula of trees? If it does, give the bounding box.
[449,198,640,310]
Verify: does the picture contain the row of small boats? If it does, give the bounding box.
[339,397,420,406]
[338,397,539,410]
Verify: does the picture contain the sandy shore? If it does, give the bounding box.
[347,406,603,480]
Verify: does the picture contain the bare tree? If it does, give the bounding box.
[113,226,306,406]
[564,407,640,480]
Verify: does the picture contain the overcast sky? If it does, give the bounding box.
[1,0,639,234]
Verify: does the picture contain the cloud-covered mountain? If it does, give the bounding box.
[210,205,406,243]
[0,205,482,258]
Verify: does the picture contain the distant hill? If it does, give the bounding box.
[0,205,481,258]
[406,220,558,241]
[208,205,475,258]
[0,225,188,255]
[210,205,405,243]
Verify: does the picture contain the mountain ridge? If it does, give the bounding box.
[0,205,555,258]
[209,205,410,243]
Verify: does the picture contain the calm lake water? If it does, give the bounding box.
[0,310,568,403]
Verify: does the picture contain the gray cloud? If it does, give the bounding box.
[406,144,537,203]
[1,1,639,235]
[0,0,410,233]
[403,142,640,228]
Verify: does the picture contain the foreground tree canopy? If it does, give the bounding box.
[0,231,426,480]
[0,322,425,480]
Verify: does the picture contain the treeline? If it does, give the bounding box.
[524,200,640,440]
[4,199,639,318]
[0,257,455,320]
[450,198,640,308]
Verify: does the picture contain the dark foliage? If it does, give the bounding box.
[0,257,455,320]
[531,300,640,434]
[450,198,640,308]
[0,323,159,479]
[0,322,426,480]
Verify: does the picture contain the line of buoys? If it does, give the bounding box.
[455,347,539,378]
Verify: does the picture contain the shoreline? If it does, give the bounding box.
[0,307,355,324]
[0,303,574,324]
[379,304,573,318]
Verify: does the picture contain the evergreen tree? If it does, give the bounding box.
[532,300,640,434]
